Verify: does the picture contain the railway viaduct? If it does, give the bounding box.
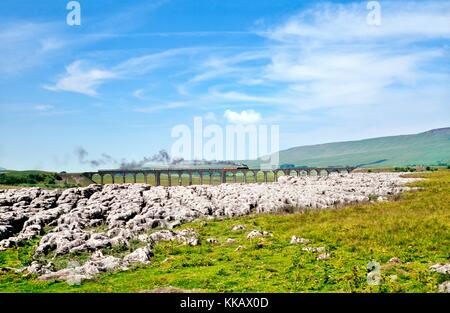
[82,167,356,186]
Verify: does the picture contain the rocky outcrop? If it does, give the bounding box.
[0,173,418,282]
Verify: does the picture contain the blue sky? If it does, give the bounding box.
[0,0,449,171]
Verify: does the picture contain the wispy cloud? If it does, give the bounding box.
[0,22,66,75]
[44,61,116,96]
[265,1,450,42]
[133,101,189,113]
[46,48,200,96]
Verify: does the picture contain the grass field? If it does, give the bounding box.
[0,171,449,293]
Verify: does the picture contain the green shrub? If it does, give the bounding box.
[0,171,64,186]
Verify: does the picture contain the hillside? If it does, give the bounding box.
[0,171,91,188]
[251,128,450,168]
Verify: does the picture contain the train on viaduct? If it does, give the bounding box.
[82,166,356,186]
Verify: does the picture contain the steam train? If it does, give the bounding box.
[222,164,249,170]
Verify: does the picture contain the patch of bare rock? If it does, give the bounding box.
[290,236,311,244]
[246,230,273,239]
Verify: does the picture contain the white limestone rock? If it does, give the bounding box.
[246,230,272,239]
[430,263,450,275]
[439,281,450,293]
[290,236,311,245]
[123,246,152,265]
[231,224,246,231]
[302,247,326,253]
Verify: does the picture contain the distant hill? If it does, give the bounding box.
[249,128,450,168]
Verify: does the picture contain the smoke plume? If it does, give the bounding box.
[75,146,243,170]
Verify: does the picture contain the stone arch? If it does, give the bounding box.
[103,173,114,184]
[235,170,245,183]
[244,170,255,183]
[224,170,237,183]
[289,170,298,177]
[309,169,318,176]
[319,169,329,176]
[298,169,308,176]
[138,172,146,183]
[91,173,102,184]
[266,170,275,182]
[255,170,266,183]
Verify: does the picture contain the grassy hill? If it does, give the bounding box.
[0,171,88,188]
[251,127,450,168]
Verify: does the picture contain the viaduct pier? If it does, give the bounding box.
[82,167,356,186]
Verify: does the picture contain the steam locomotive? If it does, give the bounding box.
[223,164,249,170]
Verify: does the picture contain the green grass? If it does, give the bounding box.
[0,171,79,189]
[0,171,449,293]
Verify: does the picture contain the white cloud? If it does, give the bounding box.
[44,61,116,96]
[224,109,261,124]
